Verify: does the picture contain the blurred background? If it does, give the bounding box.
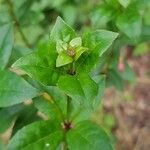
[0,0,150,149]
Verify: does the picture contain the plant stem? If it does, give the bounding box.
[6,0,31,48]
[62,62,75,150]
[61,96,71,150]
[66,95,71,121]
[62,139,68,150]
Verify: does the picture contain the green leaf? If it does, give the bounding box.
[33,89,67,122]
[83,30,118,56]
[56,40,68,53]
[67,120,113,150]
[7,120,63,150]
[105,0,119,7]
[33,96,59,120]
[58,74,99,123]
[57,75,85,102]
[76,50,99,73]
[92,75,106,108]
[62,5,77,26]
[116,9,142,39]
[134,42,150,56]
[70,74,98,123]
[0,102,39,135]
[56,52,73,67]
[0,70,40,107]
[58,75,86,122]
[103,114,116,132]
[32,85,67,122]
[12,104,41,136]
[72,75,105,123]
[111,60,135,82]
[50,16,76,43]
[118,0,130,8]
[140,25,150,42]
[143,5,150,25]
[76,30,118,72]
[69,37,82,47]
[106,69,124,91]
[12,44,60,85]
[0,23,13,70]
[8,46,32,67]
[45,86,67,116]
[0,104,26,133]
[77,74,98,103]
[74,47,88,61]
[91,4,114,28]
[119,63,135,82]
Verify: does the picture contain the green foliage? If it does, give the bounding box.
[0,0,149,149]
[67,121,113,150]
[118,0,131,8]
[0,103,40,136]
[0,140,5,150]
[83,30,118,57]
[0,70,40,107]
[134,42,150,56]
[116,10,142,39]
[7,120,63,150]
[12,42,60,85]
[0,104,22,133]
[0,23,13,69]
[91,0,150,42]
[0,16,118,149]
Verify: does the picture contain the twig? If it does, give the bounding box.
[6,0,31,48]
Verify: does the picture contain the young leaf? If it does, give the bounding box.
[56,52,73,67]
[74,47,88,61]
[67,120,113,150]
[69,37,82,47]
[0,23,13,70]
[0,70,40,107]
[50,16,76,43]
[7,120,63,150]
[56,40,68,53]
[118,0,131,8]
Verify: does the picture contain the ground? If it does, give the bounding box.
[103,52,150,150]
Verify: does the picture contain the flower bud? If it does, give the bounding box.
[118,61,125,72]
